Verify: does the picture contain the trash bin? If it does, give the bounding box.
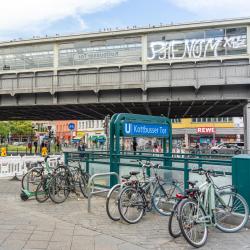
[232,154,250,208]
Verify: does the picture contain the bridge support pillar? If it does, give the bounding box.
[243,101,250,154]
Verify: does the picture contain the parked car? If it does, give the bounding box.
[210,143,242,155]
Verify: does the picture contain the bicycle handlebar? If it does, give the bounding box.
[191,168,225,177]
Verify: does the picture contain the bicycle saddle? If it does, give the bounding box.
[129,171,140,176]
[121,175,131,180]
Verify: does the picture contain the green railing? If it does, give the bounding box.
[64,150,232,189]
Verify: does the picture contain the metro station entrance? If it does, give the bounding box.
[109,113,172,186]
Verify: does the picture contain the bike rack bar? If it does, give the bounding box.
[87,172,119,212]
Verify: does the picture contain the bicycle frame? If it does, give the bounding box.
[194,177,231,226]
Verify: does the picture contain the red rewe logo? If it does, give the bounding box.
[196,127,216,134]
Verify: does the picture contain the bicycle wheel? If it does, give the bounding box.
[106,184,122,221]
[118,186,145,224]
[178,199,208,248]
[215,191,249,233]
[79,172,90,198]
[168,200,182,238]
[48,173,70,204]
[35,177,49,203]
[21,168,42,191]
[153,182,182,216]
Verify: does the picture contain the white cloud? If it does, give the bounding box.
[0,0,125,32]
[171,0,250,19]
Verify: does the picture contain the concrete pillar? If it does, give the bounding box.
[52,43,59,94]
[141,35,148,64]
[184,133,189,147]
[243,101,250,154]
[53,43,59,68]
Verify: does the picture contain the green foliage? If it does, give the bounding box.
[0,121,34,138]
[0,122,10,137]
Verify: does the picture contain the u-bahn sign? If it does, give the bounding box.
[123,122,169,137]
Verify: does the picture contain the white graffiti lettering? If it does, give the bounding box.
[148,35,246,60]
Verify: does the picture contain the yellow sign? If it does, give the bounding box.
[77,131,85,137]
[41,147,48,157]
[1,147,7,157]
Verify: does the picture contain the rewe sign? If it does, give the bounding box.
[196,127,216,134]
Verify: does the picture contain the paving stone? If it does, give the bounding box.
[47,241,72,250]
[71,236,94,250]
[8,232,31,241]
[1,239,26,250]
[29,231,53,241]
[24,240,49,249]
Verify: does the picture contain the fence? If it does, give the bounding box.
[64,150,232,190]
[0,154,63,178]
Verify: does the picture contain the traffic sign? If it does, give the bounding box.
[123,122,169,138]
[68,123,75,131]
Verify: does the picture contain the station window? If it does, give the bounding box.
[171,118,181,123]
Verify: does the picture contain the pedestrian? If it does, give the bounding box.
[56,140,60,152]
[132,138,137,155]
[34,141,38,154]
[78,142,85,158]
[153,141,158,155]
[27,142,32,154]
[195,142,200,154]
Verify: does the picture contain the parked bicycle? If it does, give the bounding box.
[21,156,63,201]
[48,161,90,204]
[117,160,183,224]
[175,168,249,248]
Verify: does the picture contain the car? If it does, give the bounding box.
[210,143,242,155]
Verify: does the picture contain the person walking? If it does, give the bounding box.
[78,142,85,158]
[132,138,137,155]
[34,141,38,154]
[56,140,60,152]
[27,142,32,154]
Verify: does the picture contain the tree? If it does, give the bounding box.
[8,121,34,142]
[0,122,10,142]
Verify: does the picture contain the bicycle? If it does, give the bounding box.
[178,168,249,248]
[48,161,90,204]
[168,180,198,238]
[106,160,151,221]
[21,156,63,201]
[118,160,183,224]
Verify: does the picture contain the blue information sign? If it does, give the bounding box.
[123,122,169,137]
[68,123,75,131]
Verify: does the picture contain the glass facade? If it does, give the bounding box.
[0,44,53,70]
[147,27,247,61]
[59,37,142,66]
[0,25,247,71]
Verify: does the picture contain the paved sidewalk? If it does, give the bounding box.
[0,179,250,250]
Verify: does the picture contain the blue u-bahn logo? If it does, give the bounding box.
[123,122,169,137]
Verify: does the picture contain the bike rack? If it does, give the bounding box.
[87,172,119,212]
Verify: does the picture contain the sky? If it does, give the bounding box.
[1,0,250,41]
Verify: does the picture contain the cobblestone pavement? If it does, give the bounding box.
[0,179,250,250]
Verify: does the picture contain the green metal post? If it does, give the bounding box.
[184,159,189,190]
[64,152,69,165]
[109,114,118,187]
[85,153,89,174]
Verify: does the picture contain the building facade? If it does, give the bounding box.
[77,120,105,148]
[56,120,77,143]
[172,117,244,147]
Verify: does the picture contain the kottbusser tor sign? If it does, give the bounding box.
[123,122,169,137]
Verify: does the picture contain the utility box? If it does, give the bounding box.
[232,154,250,208]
